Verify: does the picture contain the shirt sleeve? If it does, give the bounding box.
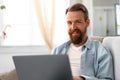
[81,46,114,80]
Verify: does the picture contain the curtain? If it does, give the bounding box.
[34,0,55,51]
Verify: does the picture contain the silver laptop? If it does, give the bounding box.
[13,55,72,80]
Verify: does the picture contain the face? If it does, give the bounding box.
[66,11,90,44]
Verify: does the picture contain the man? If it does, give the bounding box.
[52,3,114,80]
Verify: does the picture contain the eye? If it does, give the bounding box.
[76,20,81,23]
[67,21,72,25]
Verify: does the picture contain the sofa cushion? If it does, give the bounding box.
[0,69,18,80]
[102,36,120,80]
[90,36,104,43]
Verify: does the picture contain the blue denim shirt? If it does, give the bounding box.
[52,39,114,80]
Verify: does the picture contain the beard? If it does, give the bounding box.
[68,29,83,44]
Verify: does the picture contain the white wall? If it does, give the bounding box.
[93,8,107,37]
[70,0,82,5]
[93,0,117,36]
[107,8,116,36]
[93,0,118,7]
[93,7,116,36]
[93,7,115,37]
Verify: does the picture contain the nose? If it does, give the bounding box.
[71,22,77,29]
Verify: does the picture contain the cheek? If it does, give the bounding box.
[68,28,73,35]
[78,24,86,30]
[82,26,87,34]
[68,28,71,34]
[67,24,72,29]
[67,26,71,32]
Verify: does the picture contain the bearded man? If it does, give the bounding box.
[52,3,114,80]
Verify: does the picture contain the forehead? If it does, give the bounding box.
[66,11,84,21]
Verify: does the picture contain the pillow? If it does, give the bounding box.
[0,69,18,80]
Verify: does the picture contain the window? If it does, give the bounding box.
[115,4,120,35]
[1,0,70,46]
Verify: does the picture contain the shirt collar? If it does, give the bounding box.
[83,38,91,50]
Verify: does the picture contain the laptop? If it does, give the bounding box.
[13,55,73,80]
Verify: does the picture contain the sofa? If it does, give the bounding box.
[102,36,120,80]
[0,36,119,80]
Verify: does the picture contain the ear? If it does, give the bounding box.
[86,19,90,27]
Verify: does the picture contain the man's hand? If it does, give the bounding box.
[73,76,85,80]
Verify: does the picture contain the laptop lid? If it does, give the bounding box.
[13,55,72,80]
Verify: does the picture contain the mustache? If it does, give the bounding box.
[69,29,81,34]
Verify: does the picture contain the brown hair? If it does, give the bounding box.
[65,3,89,20]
